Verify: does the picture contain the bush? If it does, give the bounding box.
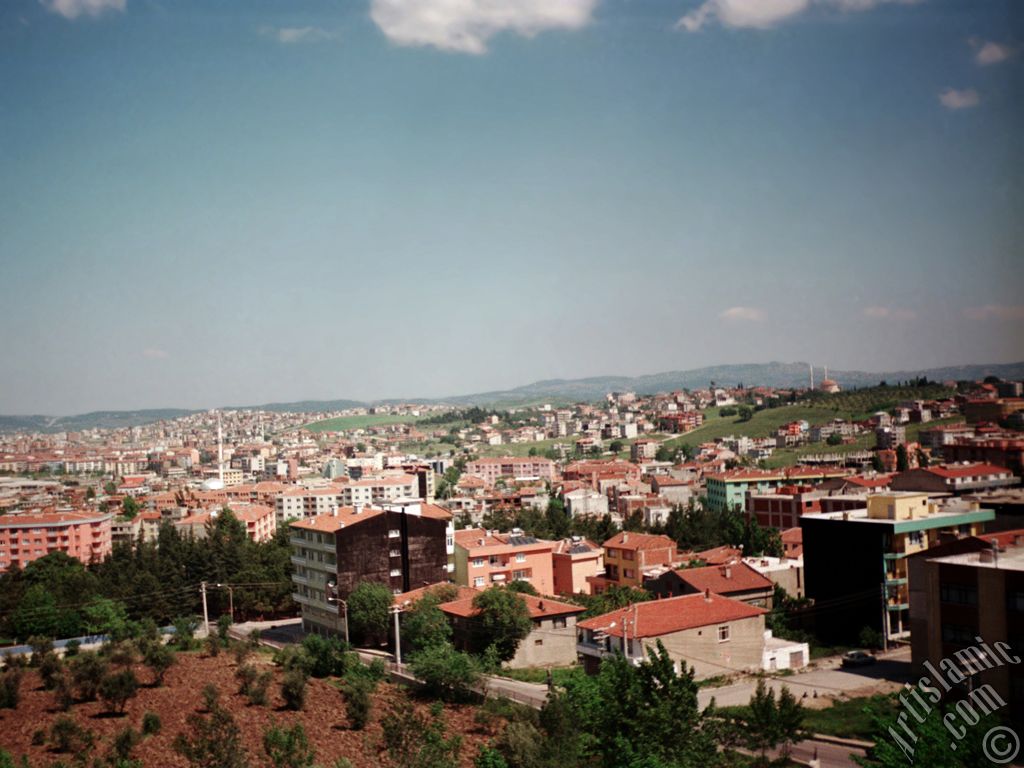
[342,676,374,730]
[0,669,22,709]
[141,711,162,736]
[301,634,347,678]
[28,636,54,666]
[263,721,316,768]
[248,671,273,707]
[53,671,75,711]
[172,617,199,651]
[174,700,249,768]
[64,639,81,657]
[50,715,94,754]
[280,669,308,711]
[217,614,233,643]
[107,726,141,764]
[71,651,109,701]
[236,664,259,696]
[273,646,314,677]
[232,640,253,667]
[99,668,139,714]
[31,729,46,746]
[202,683,220,712]
[39,651,64,690]
[144,642,175,686]
[206,633,221,658]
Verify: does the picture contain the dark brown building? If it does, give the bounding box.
[290,502,453,636]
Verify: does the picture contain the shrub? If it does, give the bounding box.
[236,664,259,695]
[301,634,347,678]
[409,642,480,701]
[174,700,249,768]
[107,726,141,764]
[31,729,46,746]
[248,671,273,707]
[206,633,221,658]
[217,615,233,643]
[64,639,81,657]
[143,642,175,686]
[342,676,374,730]
[272,646,314,677]
[172,617,199,651]
[201,683,220,712]
[50,715,94,754]
[280,669,307,711]
[263,721,316,768]
[99,668,139,714]
[232,640,253,667]
[39,651,64,690]
[70,651,109,701]
[0,669,22,709]
[28,636,54,666]
[53,671,75,711]
[141,711,162,736]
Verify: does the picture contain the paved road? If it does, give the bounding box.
[699,647,912,708]
[785,739,866,767]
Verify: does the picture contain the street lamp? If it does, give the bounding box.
[326,581,349,645]
[215,583,234,622]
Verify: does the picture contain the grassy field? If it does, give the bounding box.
[302,413,423,432]
[662,405,844,451]
[761,434,875,469]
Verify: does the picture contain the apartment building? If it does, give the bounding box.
[705,469,785,513]
[290,502,454,637]
[890,463,1019,496]
[453,528,555,595]
[801,493,995,644]
[463,457,556,486]
[174,503,277,543]
[909,543,1024,729]
[645,561,775,608]
[590,531,676,592]
[0,511,113,572]
[551,536,603,596]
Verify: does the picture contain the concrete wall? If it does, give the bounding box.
[508,615,579,669]
[636,614,766,679]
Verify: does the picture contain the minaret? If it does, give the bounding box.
[809,364,814,390]
[217,411,224,486]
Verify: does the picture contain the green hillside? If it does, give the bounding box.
[303,413,424,432]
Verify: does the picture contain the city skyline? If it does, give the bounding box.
[1,0,1022,413]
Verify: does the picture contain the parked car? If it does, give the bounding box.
[841,650,876,668]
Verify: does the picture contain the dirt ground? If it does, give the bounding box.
[0,651,493,767]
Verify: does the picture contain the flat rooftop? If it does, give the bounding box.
[927,547,1024,572]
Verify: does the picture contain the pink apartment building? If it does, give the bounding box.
[175,503,277,543]
[463,457,556,486]
[454,528,555,595]
[0,510,113,572]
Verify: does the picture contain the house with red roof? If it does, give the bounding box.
[440,591,585,668]
[575,592,768,677]
[588,531,676,593]
[644,561,774,608]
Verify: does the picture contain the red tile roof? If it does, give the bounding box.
[674,562,773,595]
[439,592,584,620]
[924,463,1012,479]
[695,545,742,565]
[577,592,766,638]
[603,531,676,551]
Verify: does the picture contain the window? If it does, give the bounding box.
[718,625,730,642]
[388,529,401,538]
[534,639,543,646]
[1008,592,1024,612]
[941,624,975,645]
[473,558,485,568]
[474,577,485,587]
[515,553,526,563]
[940,583,978,606]
[389,569,401,577]
[908,531,924,546]
[552,617,567,629]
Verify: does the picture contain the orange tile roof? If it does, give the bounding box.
[603,531,675,551]
[695,545,742,565]
[394,583,479,608]
[577,592,766,638]
[290,504,451,533]
[440,592,584,620]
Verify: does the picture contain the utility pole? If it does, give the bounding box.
[880,581,889,653]
[327,581,349,645]
[200,581,210,637]
[216,583,234,622]
[391,606,403,666]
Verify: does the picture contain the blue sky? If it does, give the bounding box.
[0,0,1021,413]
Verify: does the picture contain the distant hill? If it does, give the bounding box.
[438,361,1024,405]
[2,361,1021,433]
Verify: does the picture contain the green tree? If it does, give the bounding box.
[737,406,753,422]
[99,668,139,714]
[402,591,454,654]
[380,699,462,768]
[348,581,393,646]
[469,587,532,662]
[745,679,780,766]
[409,642,481,701]
[70,651,109,701]
[871,453,885,473]
[280,668,309,710]
[506,580,539,596]
[826,432,843,446]
[896,444,909,472]
[144,642,176,686]
[342,675,375,730]
[776,685,805,758]
[856,700,996,768]
[121,496,141,520]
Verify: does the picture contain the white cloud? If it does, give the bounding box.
[963,305,1024,321]
[863,305,916,320]
[142,348,169,360]
[939,87,980,110]
[370,0,597,54]
[39,0,125,20]
[719,306,765,322]
[972,39,1013,66]
[677,0,918,32]
[262,26,336,44]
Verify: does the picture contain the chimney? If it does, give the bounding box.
[704,588,711,602]
[622,533,628,544]
[724,566,732,579]
[538,600,545,611]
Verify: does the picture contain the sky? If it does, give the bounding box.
[0,0,1021,414]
